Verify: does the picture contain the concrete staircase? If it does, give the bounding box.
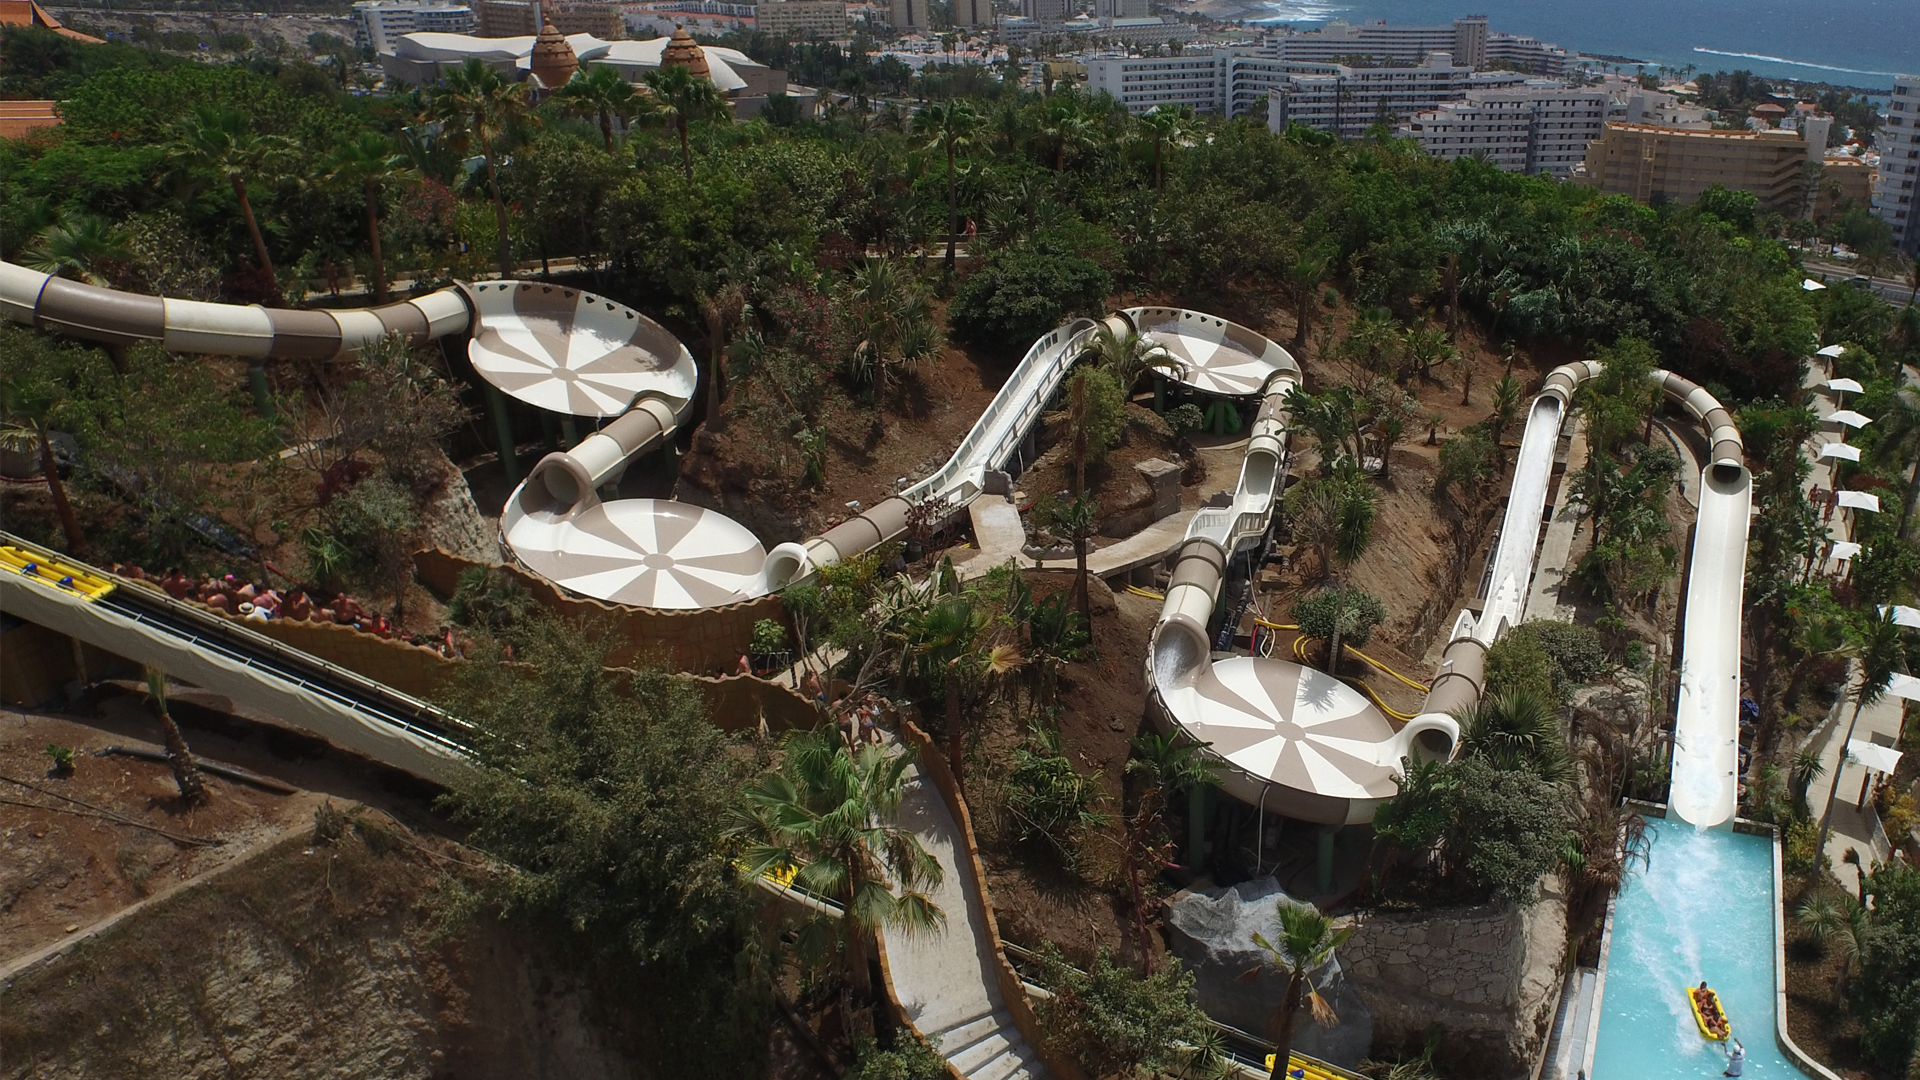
[885,765,1047,1080]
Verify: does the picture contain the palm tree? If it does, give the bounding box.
[1036,100,1095,171]
[697,278,746,430]
[1123,733,1218,971]
[1135,104,1194,190]
[1488,373,1523,443]
[1080,321,1178,399]
[426,58,533,278]
[1286,251,1329,359]
[0,373,83,551]
[645,61,727,180]
[555,63,642,153]
[166,105,291,286]
[1812,608,1907,862]
[18,212,130,286]
[1868,386,1920,539]
[732,728,944,1023]
[143,666,206,804]
[323,132,414,305]
[1456,689,1571,783]
[912,100,982,271]
[1056,494,1099,657]
[912,593,1022,791]
[1796,892,1869,1002]
[1251,901,1350,1080]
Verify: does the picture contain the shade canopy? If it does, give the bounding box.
[1881,604,1920,628]
[1819,442,1862,462]
[1830,540,1862,561]
[1883,672,1920,702]
[1816,344,1847,358]
[1802,279,1828,291]
[1846,739,1903,774]
[1826,377,1865,393]
[1836,490,1881,511]
[1828,409,1873,428]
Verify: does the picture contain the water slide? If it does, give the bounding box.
[1144,318,1463,825]
[1421,361,1749,829]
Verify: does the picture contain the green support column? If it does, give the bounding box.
[1153,373,1165,414]
[540,412,559,454]
[561,416,580,449]
[1188,784,1208,870]
[1206,398,1242,436]
[247,361,274,419]
[1316,826,1337,895]
[483,382,520,486]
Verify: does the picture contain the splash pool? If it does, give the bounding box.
[1590,817,1809,1079]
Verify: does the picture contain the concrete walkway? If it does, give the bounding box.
[1803,672,1906,884]
[956,498,1198,585]
[886,762,1044,1080]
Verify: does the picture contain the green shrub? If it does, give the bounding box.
[948,248,1111,350]
[1033,946,1221,1080]
[1782,818,1823,877]
[44,744,74,775]
[1067,365,1128,464]
[848,1032,946,1080]
[1850,861,1920,1069]
[1292,585,1386,648]
[1163,403,1205,438]
[1004,731,1107,867]
[1485,632,1556,704]
[750,619,789,655]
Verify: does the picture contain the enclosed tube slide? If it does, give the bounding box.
[1423,361,1748,829]
[1,261,471,356]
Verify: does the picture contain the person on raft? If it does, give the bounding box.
[1694,981,1730,1039]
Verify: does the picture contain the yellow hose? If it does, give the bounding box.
[1125,585,1167,600]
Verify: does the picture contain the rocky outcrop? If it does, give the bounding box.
[1336,878,1567,1078]
[1163,878,1374,1068]
[420,456,499,566]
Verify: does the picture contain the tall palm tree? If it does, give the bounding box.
[166,105,292,287]
[697,278,746,430]
[1812,607,1907,862]
[912,593,1022,791]
[1123,733,1218,971]
[323,132,414,304]
[1286,251,1329,359]
[644,61,727,180]
[18,212,130,286]
[143,666,206,804]
[1057,494,1099,634]
[556,63,643,153]
[912,100,982,271]
[1456,689,1571,783]
[731,728,944,1022]
[1251,901,1350,1080]
[1035,100,1094,171]
[426,58,533,278]
[0,373,83,551]
[1134,104,1193,190]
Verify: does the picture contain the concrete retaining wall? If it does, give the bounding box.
[414,548,785,675]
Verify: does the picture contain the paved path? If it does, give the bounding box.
[886,761,1044,1080]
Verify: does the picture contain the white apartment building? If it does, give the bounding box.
[1875,73,1920,255]
[1263,55,1526,138]
[1399,85,1609,177]
[353,0,474,54]
[1086,48,1526,133]
[887,0,927,30]
[1484,32,1570,77]
[1260,17,1482,67]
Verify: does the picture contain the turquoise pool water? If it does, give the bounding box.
[1591,817,1807,1079]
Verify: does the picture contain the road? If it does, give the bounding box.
[1801,259,1917,306]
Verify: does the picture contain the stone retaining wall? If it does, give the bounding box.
[1335,879,1566,1079]
[414,548,785,675]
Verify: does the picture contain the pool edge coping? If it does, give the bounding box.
[1590,800,1844,1080]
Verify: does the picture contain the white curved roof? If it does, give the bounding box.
[394,32,756,91]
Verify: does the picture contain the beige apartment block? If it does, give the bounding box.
[756,0,847,37]
[476,0,620,38]
[1578,123,1811,211]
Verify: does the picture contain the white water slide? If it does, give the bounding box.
[1460,362,1750,829]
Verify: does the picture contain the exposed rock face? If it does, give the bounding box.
[1163,878,1374,1068]
[422,456,500,566]
[1336,877,1568,1078]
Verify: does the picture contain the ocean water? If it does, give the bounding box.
[1248,0,1919,89]
[1590,818,1804,1079]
